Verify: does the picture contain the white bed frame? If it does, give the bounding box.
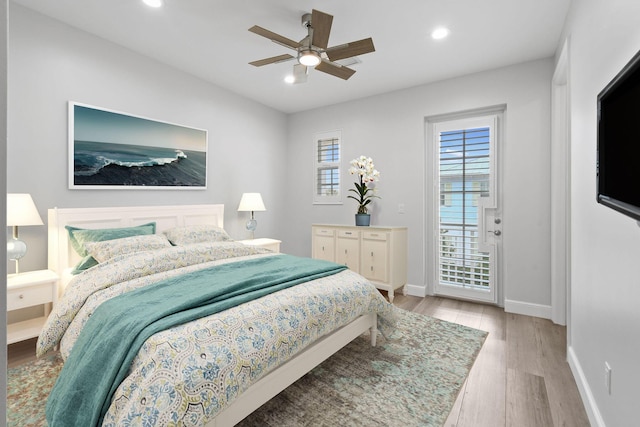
[47,204,377,427]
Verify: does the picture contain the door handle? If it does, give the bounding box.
[488,230,502,236]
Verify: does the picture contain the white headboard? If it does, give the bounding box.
[48,204,225,282]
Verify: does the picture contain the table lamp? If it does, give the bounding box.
[237,193,266,239]
[7,193,44,273]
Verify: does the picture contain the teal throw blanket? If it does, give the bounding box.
[46,254,347,427]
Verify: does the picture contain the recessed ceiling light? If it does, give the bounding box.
[142,0,163,8]
[284,75,295,84]
[431,27,450,40]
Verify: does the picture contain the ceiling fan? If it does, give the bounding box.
[248,9,375,84]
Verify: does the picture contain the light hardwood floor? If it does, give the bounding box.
[7,337,41,369]
[393,294,590,427]
[7,294,590,426]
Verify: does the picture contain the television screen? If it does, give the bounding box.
[597,49,640,221]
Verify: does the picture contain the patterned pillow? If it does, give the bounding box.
[163,225,231,246]
[84,234,171,263]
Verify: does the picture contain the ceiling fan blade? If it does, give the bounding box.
[326,37,375,61]
[315,60,356,80]
[249,54,295,67]
[248,25,301,50]
[311,9,333,49]
[292,63,308,84]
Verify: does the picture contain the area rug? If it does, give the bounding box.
[6,352,63,427]
[6,309,486,427]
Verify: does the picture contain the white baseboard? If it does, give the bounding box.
[405,283,426,297]
[406,290,553,322]
[503,299,551,319]
[567,345,606,427]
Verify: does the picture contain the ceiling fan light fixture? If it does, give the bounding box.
[249,9,374,82]
[298,50,321,67]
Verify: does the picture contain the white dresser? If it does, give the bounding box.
[312,224,408,302]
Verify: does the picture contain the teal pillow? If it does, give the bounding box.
[70,255,99,275]
[66,222,156,257]
[66,222,156,273]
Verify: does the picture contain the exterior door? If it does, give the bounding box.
[430,113,501,304]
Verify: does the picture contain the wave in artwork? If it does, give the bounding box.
[73,141,206,187]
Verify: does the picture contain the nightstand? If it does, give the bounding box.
[7,269,59,344]
[239,238,281,253]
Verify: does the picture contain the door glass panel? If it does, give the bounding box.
[438,126,493,294]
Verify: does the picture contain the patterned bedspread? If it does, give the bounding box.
[38,242,396,426]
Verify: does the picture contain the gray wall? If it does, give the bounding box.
[8,4,289,273]
[9,5,555,313]
[284,58,554,312]
[562,0,640,425]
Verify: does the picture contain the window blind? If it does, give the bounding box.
[438,127,491,288]
[314,133,341,203]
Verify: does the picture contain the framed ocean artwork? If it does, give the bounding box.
[69,102,207,189]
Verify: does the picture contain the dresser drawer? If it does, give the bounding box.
[363,231,388,241]
[337,229,359,239]
[7,283,55,311]
[314,227,335,237]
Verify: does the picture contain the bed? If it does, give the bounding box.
[40,204,396,427]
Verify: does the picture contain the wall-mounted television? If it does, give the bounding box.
[597,49,640,222]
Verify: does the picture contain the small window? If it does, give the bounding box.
[314,130,342,204]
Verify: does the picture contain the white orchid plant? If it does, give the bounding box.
[348,155,380,214]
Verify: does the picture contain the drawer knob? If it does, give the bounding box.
[19,294,24,299]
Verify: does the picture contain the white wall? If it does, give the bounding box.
[562,0,640,425]
[7,4,289,273]
[8,4,556,318]
[9,4,557,315]
[284,58,554,313]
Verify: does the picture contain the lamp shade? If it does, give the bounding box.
[237,193,266,212]
[7,193,43,226]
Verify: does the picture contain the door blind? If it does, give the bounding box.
[439,127,491,289]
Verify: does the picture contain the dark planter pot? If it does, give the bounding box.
[355,213,371,226]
